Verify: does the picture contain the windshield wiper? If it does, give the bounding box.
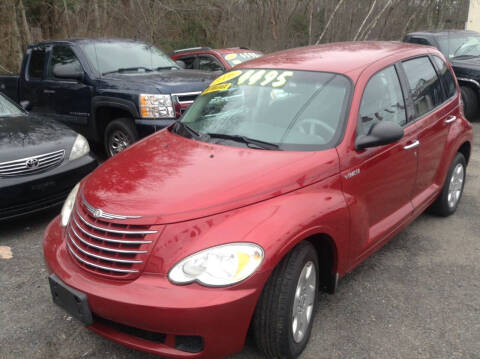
[207,133,280,150]
[153,66,179,71]
[174,121,201,139]
[102,66,153,75]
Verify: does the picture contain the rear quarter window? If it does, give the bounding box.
[432,55,457,100]
[402,56,444,118]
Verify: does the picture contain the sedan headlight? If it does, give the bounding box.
[61,183,80,227]
[69,134,90,160]
[168,243,264,286]
[139,94,174,118]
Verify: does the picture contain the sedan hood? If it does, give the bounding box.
[100,69,216,94]
[0,114,77,162]
[82,130,340,224]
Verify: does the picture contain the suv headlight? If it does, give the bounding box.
[168,243,264,286]
[139,94,174,118]
[61,183,80,227]
[69,134,90,160]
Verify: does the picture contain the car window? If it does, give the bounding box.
[178,56,196,69]
[402,56,444,118]
[0,94,23,117]
[180,69,351,151]
[198,55,224,72]
[432,55,457,100]
[409,37,431,46]
[358,66,406,135]
[48,46,83,79]
[28,48,46,79]
[223,52,263,67]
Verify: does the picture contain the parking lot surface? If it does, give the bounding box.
[1,123,479,359]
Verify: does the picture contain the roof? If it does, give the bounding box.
[235,41,434,80]
[28,38,145,48]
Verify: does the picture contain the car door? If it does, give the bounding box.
[400,55,458,210]
[45,45,91,128]
[341,65,419,263]
[19,46,53,114]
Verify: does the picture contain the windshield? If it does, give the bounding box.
[178,69,351,151]
[0,94,24,117]
[80,42,179,75]
[223,52,263,67]
[438,34,480,59]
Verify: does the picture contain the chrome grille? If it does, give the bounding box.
[172,91,201,105]
[0,149,65,177]
[66,200,158,278]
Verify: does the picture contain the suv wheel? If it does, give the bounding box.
[461,86,479,121]
[253,242,319,359]
[104,118,138,157]
[430,152,466,217]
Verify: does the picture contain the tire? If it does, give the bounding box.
[430,153,466,217]
[104,118,138,157]
[253,242,319,359]
[460,86,479,121]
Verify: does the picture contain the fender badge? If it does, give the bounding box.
[344,169,360,179]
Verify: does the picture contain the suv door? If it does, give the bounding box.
[341,65,418,261]
[400,55,458,210]
[20,46,52,114]
[45,45,91,129]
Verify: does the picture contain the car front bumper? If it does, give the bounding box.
[43,216,270,358]
[0,154,97,221]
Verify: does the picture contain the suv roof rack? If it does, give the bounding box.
[172,47,212,54]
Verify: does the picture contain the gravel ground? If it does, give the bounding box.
[1,123,479,359]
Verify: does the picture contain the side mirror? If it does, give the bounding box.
[175,60,186,69]
[355,121,404,150]
[20,100,32,111]
[53,63,84,81]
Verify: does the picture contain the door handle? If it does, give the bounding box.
[404,140,420,150]
[43,89,55,94]
[445,115,457,124]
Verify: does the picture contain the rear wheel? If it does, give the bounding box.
[460,86,479,121]
[430,152,466,217]
[253,242,319,359]
[104,118,138,157]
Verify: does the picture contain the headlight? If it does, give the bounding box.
[69,134,90,160]
[61,183,80,227]
[139,94,174,118]
[168,243,264,286]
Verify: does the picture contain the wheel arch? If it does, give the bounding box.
[457,140,471,164]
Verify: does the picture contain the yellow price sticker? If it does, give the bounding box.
[225,53,238,60]
[210,70,242,86]
[201,83,232,95]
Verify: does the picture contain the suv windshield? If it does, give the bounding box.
[80,41,179,75]
[0,94,24,117]
[178,69,351,151]
[438,34,480,59]
[223,52,263,67]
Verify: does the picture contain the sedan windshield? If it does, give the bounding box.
[80,42,179,75]
[438,34,480,59]
[179,69,351,151]
[0,94,24,117]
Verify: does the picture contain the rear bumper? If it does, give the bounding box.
[0,154,97,220]
[135,119,176,138]
[43,216,269,358]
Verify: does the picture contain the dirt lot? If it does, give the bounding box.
[1,124,479,359]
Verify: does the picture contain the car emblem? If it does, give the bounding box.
[93,209,103,218]
[25,158,39,169]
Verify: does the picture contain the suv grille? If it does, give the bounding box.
[66,200,158,279]
[0,149,65,177]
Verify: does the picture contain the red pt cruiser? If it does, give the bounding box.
[44,42,473,359]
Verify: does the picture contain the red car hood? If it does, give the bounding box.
[82,130,339,224]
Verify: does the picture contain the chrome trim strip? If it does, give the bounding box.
[457,77,480,89]
[172,91,201,104]
[76,208,156,235]
[82,198,142,220]
[73,215,153,244]
[66,242,138,273]
[68,235,143,264]
[0,149,65,167]
[70,225,148,253]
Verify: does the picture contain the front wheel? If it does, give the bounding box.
[430,152,466,217]
[253,242,319,359]
[104,118,138,157]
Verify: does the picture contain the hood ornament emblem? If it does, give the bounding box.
[83,198,142,220]
[93,209,103,218]
[25,158,40,169]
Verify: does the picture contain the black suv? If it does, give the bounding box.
[0,39,216,156]
[404,30,480,120]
